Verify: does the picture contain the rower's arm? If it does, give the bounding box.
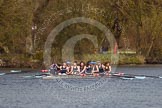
[70,67,73,73]
[109,66,111,72]
[70,66,74,72]
[60,66,62,70]
[92,66,99,73]
[96,66,99,72]
[102,64,105,70]
[77,66,80,72]
[80,66,86,73]
[56,64,60,68]
[66,67,70,73]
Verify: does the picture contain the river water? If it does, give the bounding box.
[0,65,162,108]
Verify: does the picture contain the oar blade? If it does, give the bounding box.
[135,76,146,80]
[0,73,6,76]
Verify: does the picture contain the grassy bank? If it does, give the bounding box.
[82,53,145,65]
[0,52,146,68]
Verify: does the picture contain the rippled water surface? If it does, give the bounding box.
[0,65,162,108]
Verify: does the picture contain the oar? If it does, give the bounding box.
[0,70,36,76]
[110,72,162,80]
[10,70,22,73]
[115,72,162,79]
[110,73,135,80]
[124,74,162,79]
[120,77,134,80]
[7,70,23,74]
[134,76,146,79]
[22,73,51,79]
[0,73,6,76]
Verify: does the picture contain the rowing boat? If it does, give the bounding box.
[19,71,162,80]
[42,75,99,80]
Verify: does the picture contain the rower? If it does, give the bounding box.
[71,61,80,75]
[104,62,111,75]
[66,61,72,75]
[85,61,93,75]
[97,61,105,74]
[91,61,99,77]
[79,61,86,76]
[49,62,59,75]
[59,62,69,75]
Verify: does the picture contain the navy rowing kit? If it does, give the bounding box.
[73,66,79,74]
[86,66,92,74]
[60,66,67,74]
[80,66,85,74]
[92,66,98,73]
[105,66,110,72]
[98,66,104,73]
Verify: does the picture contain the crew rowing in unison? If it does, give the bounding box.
[49,61,111,76]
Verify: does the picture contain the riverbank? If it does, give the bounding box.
[0,53,162,68]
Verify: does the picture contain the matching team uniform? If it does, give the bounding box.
[49,62,111,75]
[60,66,67,74]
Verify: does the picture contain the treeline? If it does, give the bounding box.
[0,0,162,68]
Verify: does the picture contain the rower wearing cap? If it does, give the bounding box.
[86,61,93,74]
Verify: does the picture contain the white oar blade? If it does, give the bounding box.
[121,77,134,80]
[135,76,146,79]
[0,73,5,76]
[10,70,22,73]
